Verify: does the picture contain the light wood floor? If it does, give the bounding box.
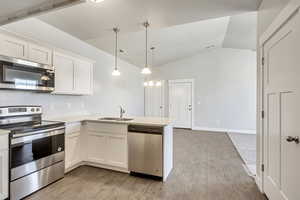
[26,129,267,200]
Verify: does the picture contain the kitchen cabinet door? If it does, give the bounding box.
[86,132,107,164]
[0,34,27,59]
[28,43,52,65]
[106,135,127,168]
[74,59,93,95]
[65,132,81,170]
[53,52,74,94]
[0,149,8,200]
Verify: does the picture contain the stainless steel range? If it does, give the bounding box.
[0,106,65,200]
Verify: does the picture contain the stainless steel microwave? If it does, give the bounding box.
[0,55,54,92]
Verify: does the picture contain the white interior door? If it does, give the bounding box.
[169,80,192,128]
[145,81,165,117]
[263,10,300,200]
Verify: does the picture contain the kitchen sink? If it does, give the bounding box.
[98,117,133,121]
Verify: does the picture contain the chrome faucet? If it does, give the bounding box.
[119,106,125,119]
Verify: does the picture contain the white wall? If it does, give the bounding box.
[151,48,257,133]
[0,18,144,119]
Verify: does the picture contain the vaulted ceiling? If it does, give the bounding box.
[0,0,260,67]
[87,16,231,67]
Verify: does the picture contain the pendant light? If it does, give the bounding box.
[141,21,152,75]
[112,27,121,76]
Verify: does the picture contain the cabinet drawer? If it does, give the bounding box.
[85,122,127,135]
[66,122,81,134]
[0,134,8,150]
[66,131,80,138]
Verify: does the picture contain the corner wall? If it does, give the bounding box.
[151,48,257,133]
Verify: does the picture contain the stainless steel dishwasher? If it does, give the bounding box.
[128,125,163,177]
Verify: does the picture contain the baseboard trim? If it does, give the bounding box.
[192,126,256,134]
[82,161,129,173]
[64,161,129,174]
[255,175,264,193]
[65,162,83,173]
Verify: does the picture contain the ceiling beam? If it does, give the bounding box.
[0,0,86,26]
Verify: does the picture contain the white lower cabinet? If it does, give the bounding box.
[86,132,107,164]
[0,134,8,200]
[65,132,81,170]
[0,150,8,200]
[106,135,127,168]
[65,122,128,172]
[85,122,128,170]
[65,123,82,171]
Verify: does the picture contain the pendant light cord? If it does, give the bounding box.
[144,22,149,68]
[114,28,118,70]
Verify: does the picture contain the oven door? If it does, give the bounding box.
[10,128,65,181]
[0,61,54,92]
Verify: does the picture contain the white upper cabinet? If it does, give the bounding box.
[28,43,52,65]
[74,59,93,95]
[0,31,94,95]
[0,33,28,59]
[53,51,93,95]
[0,33,52,65]
[53,52,74,94]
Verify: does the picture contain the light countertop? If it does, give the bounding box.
[0,129,10,135]
[47,115,173,127]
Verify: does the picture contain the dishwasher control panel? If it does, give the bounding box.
[128,125,163,134]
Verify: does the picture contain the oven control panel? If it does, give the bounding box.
[0,106,42,117]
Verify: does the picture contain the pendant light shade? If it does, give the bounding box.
[112,69,120,76]
[112,27,121,76]
[141,21,152,75]
[141,67,151,74]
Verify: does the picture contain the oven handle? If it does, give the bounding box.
[12,126,65,138]
[11,127,65,145]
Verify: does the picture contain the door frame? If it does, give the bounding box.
[168,79,195,129]
[258,0,300,193]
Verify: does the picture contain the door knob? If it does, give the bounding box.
[286,136,299,144]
